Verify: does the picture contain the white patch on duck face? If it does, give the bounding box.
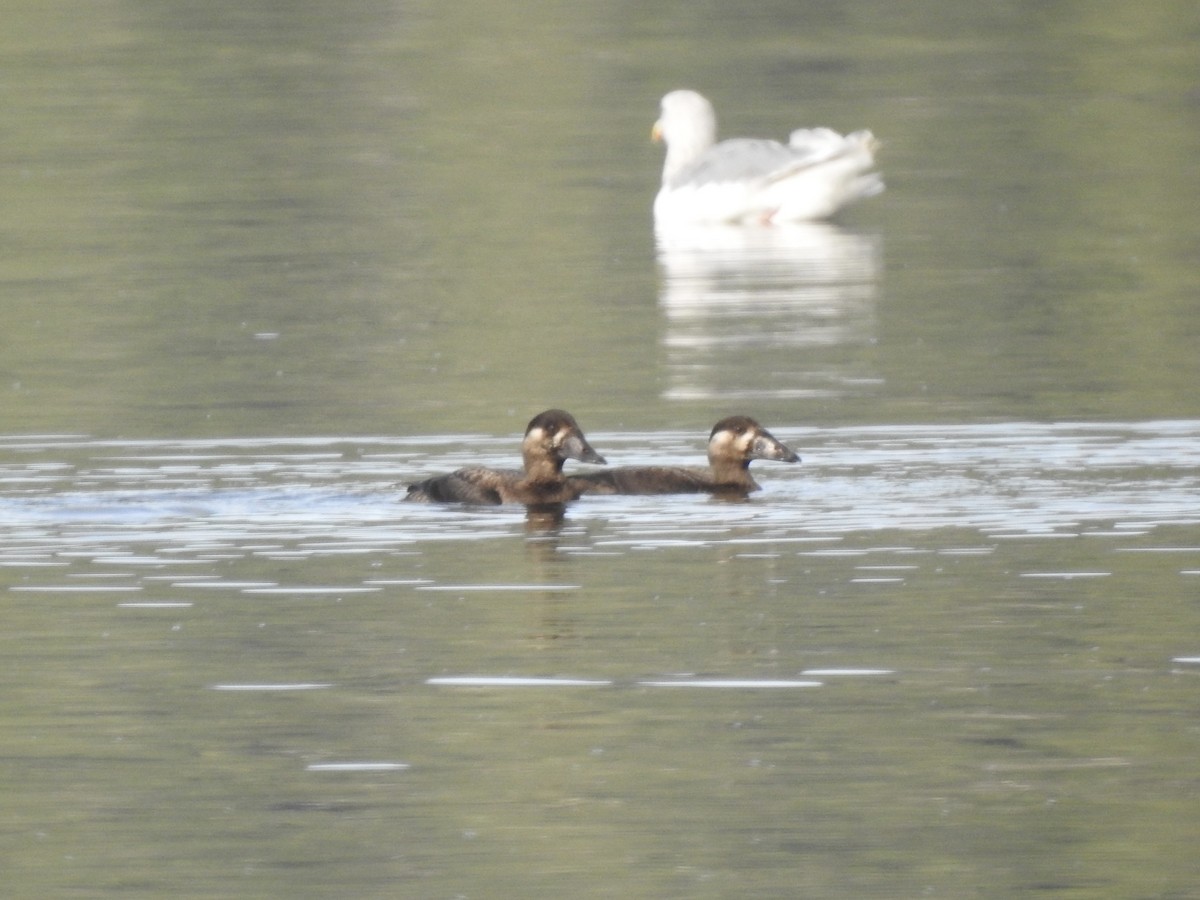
[709,425,751,460]
[750,433,780,460]
[524,425,554,449]
[733,426,759,459]
[547,424,573,451]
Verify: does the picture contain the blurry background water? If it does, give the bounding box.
[2,1,1200,897]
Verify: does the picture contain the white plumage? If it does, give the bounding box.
[652,90,883,226]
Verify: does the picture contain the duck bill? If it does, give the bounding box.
[651,121,663,142]
[561,432,606,466]
[751,431,800,464]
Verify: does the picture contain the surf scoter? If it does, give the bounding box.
[570,415,798,497]
[404,409,606,506]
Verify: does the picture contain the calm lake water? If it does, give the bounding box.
[3,2,1200,898]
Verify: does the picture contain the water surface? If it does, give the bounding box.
[3,1,1200,897]
[4,425,1200,896]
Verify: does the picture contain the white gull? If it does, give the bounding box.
[652,89,883,226]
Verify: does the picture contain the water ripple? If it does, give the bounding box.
[0,422,1197,555]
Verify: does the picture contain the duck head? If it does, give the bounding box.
[708,416,800,469]
[522,409,606,476]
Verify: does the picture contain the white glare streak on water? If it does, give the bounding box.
[305,763,410,772]
[427,677,615,687]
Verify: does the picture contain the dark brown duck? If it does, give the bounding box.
[570,415,798,497]
[404,409,606,507]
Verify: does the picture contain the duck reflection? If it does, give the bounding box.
[655,222,881,402]
[523,504,567,534]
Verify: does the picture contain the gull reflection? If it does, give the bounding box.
[655,222,882,402]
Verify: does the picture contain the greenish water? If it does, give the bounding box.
[3,425,1199,898]
[2,2,1200,898]
[4,0,1198,436]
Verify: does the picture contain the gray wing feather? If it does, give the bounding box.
[670,138,838,189]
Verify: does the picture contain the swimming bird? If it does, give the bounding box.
[651,89,882,225]
[570,415,798,497]
[404,409,606,507]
